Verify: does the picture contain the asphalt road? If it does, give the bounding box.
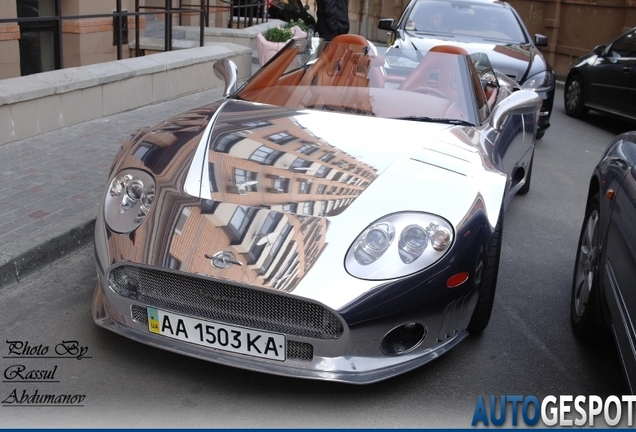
[2,90,635,428]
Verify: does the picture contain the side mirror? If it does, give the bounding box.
[378,18,395,31]
[213,59,238,97]
[592,45,606,56]
[491,90,542,132]
[534,34,548,47]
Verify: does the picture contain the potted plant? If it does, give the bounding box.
[256,20,308,66]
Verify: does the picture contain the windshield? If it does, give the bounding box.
[404,0,527,43]
[236,38,485,126]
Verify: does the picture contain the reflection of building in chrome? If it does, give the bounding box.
[207,107,378,216]
[166,108,379,292]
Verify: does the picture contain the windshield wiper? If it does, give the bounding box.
[394,116,474,126]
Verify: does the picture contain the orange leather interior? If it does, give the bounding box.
[241,45,300,93]
[299,34,383,88]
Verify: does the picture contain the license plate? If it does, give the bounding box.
[147,307,286,361]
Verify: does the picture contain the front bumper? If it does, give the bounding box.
[93,262,475,384]
[536,87,555,133]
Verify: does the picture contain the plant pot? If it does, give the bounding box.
[256,33,287,66]
[256,26,308,67]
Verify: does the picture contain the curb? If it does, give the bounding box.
[0,219,96,289]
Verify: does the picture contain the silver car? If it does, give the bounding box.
[92,35,541,383]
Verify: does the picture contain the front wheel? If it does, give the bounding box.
[467,211,503,333]
[571,192,608,342]
[564,75,589,118]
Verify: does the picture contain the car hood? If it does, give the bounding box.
[398,33,545,83]
[105,100,507,310]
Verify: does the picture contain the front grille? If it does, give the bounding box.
[130,305,314,361]
[111,265,343,339]
[287,341,313,361]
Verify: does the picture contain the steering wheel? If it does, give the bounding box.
[412,87,446,98]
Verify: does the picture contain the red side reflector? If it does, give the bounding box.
[447,272,469,288]
[606,189,616,200]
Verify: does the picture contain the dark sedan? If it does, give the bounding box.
[572,131,636,393]
[564,27,636,123]
[378,0,555,139]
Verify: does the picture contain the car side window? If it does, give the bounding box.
[609,30,636,58]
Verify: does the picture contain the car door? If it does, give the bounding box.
[603,162,636,388]
[588,29,636,116]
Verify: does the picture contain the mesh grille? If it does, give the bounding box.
[287,340,313,361]
[110,265,343,339]
[130,306,313,361]
[131,305,148,323]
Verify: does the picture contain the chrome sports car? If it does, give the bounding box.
[93,35,541,383]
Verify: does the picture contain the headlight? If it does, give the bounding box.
[104,169,156,233]
[345,212,454,280]
[521,70,554,92]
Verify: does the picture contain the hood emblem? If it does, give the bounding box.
[205,251,244,269]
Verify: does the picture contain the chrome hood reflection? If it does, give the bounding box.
[102,100,507,310]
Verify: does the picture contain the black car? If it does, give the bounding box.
[564,27,636,123]
[267,0,316,34]
[571,131,636,392]
[378,0,555,138]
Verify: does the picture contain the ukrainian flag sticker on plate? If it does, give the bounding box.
[147,307,160,334]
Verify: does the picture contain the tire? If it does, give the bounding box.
[564,75,589,118]
[571,192,608,342]
[517,155,533,195]
[467,210,503,333]
[535,130,545,140]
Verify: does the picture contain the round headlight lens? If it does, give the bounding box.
[104,169,156,233]
[126,179,144,200]
[399,224,428,264]
[354,223,395,265]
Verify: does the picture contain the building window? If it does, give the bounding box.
[242,120,271,128]
[303,202,315,215]
[250,146,283,165]
[273,177,289,192]
[227,206,257,243]
[282,203,298,213]
[234,169,258,191]
[258,223,293,276]
[17,0,61,76]
[317,184,326,194]
[320,200,328,215]
[290,157,312,170]
[320,153,336,162]
[315,166,331,178]
[296,143,319,155]
[299,180,312,194]
[213,133,242,152]
[266,131,295,145]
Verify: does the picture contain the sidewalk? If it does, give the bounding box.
[0,59,260,288]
